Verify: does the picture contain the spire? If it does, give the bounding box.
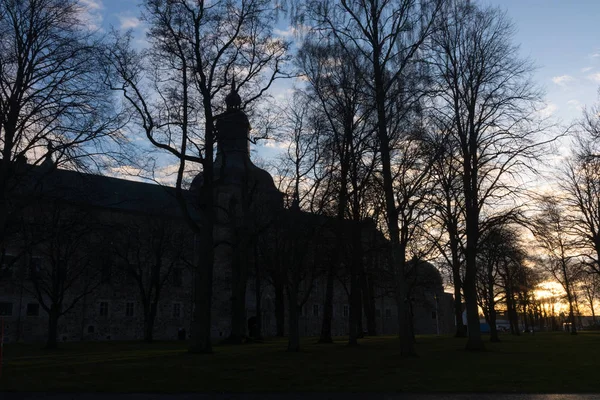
[225,76,242,111]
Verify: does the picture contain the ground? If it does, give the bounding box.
[1,332,599,393]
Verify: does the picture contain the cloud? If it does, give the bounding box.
[551,75,575,87]
[78,0,104,31]
[587,73,600,82]
[581,67,594,73]
[538,103,558,118]
[118,16,141,30]
[567,99,582,110]
[590,51,600,58]
[273,25,311,38]
[80,0,102,10]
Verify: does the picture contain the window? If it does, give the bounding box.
[26,303,40,316]
[343,305,349,318]
[375,309,381,317]
[313,304,319,317]
[29,257,42,280]
[88,325,95,333]
[125,302,134,317]
[431,311,437,320]
[173,303,181,318]
[0,302,13,316]
[385,309,391,319]
[99,302,109,317]
[172,268,183,287]
[1,254,16,279]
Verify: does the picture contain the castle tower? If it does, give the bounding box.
[193,81,283,341]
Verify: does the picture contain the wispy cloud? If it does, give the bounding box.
[78,0,104,31]
[80,0,102,10]
[567,99,582,110]
[551,75,575,87]
[273,25,311,38]
[587,73,600,82]
[538,103,558,118]
[118,16,141,30]
[581,67,594,73]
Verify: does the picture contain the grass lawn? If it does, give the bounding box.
[1,332,599,392]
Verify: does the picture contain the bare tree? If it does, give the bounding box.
[281,208,324,352]
[532,196,583,335]
[0,0,122,249]
[106,0,289,353]
[112,218,192,342]
[296,40,378,345]
[23,204,103,349]
[475,223,528,341]
[430,0,549,350]
[428,133,467,337]
[579,272,600,325]
[298,0,442,357]
[563,147,600,277]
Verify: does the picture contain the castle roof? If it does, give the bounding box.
[14,163,197,219]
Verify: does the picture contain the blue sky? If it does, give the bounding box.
[88,0,600,165]
[479,0,600,124]
[92,0,600,122]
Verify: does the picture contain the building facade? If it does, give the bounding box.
[0,87,455,343]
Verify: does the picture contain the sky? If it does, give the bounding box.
[91,0,600,122]
[86,0,600,176]
[87,0,599,306]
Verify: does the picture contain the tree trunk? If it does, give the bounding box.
[507,292,520,336]
[275,281,285,337]
[452,266,466,338]
[144,302,157,343]
[449,221,466,338]
[369,31,415,356]
[487,262,499,343]
[320,159,349,344]
[229,239,248,344]
[349,224,362,345]
[254,243,263,340]
[318,265,334,343]
[287,289,300,352]
[45,304,60,349]
[0,197,7,247]
[463,206,485,350]
[488,301,500,343]
[189,226,213,353]
[348,274,359,346]
[79,291,87,341]
[521,298,530,333]
[356,282,364,339]
[363,270,377,336]
[567,295,577,335]
[407,298,416,343]
[16,281,24,342]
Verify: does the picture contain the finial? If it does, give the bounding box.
[225,75,242,111]
[291,190,300,211]
[41,141,55,168]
